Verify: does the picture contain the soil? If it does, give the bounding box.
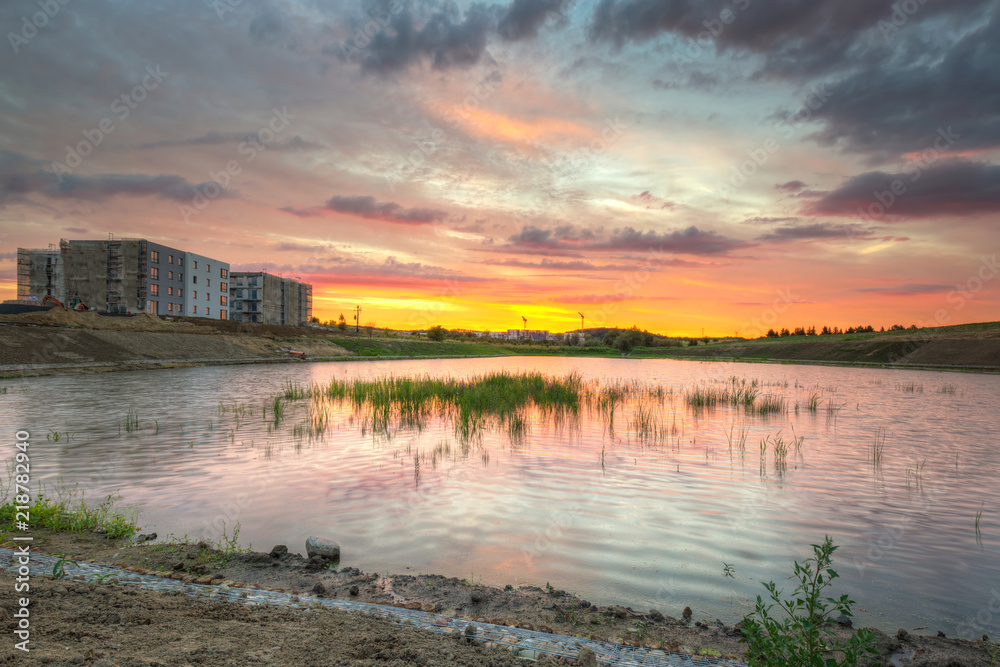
[3,530,995,666]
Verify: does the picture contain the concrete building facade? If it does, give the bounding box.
[183,252,230,320]
[15,238,230,316]
[15,248,65,304]
[230,272,312,326]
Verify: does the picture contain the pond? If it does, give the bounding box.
[2,357,998,638]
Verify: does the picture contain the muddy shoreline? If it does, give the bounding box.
[5,529,996,666]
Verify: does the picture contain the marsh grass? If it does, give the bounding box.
[806,393,822,413]
[280,371,584,443]
[0,477,138,539]
[896,382,923,393]
[870,428,887,468]
[271,396,285,427]
[726,422,750,454]
[630,403,667,444]
[123,407,140,434]
[976,502,984,541]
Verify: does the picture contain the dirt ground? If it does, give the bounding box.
[3,530,996,666]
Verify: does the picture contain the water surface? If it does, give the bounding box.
[2,357,998,637]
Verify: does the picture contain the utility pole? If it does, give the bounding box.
[353,305,362,333]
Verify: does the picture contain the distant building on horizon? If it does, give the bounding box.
[229,271,312,326]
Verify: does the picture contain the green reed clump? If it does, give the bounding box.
[271,395,285,427]
[289,371,584,441]
[870,428,886,467]
[750,394,787,416]
[806,393,822,413]
[630,403,667,443]
[123,407,140,434]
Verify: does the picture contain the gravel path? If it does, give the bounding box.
[3,548,745,667]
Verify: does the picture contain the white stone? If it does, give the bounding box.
[305,536,341,560]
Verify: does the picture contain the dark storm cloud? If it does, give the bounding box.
[587,0,990,77]
[497,0,567,40]
[355,3,498,73]
[776,180,807,192]
[808,14,1000,157]
[0,150,221,206]
[809,161,1000,218]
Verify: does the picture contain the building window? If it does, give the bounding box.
[177,288,183,298]
[193,290,197,299]
[236,289,242,299]
[207,278,211,287]
[221,268,228,279]
[168,255,173,264]
[220,310,227,320]
[168,271,173,280]
[193,260,198,269]
[250,289,258,300]
[167,303,173,312]
[207,264,211,273]
[177,273,183,281]
[205,307,210,315]
[220,282,227,292]
[167,287,173,296]
[220,295,227,306]
[150,250,159,262]
[193,276,197,284]
[150,284,159,296]
[151,267,159,279]
[250,276,257,286]
[192,305,197,314]
[177,257,183,266]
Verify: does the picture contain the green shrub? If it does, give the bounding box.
[740,536,876,666]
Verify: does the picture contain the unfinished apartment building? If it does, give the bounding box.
[16,238,230,316]
[230,272,313,326]
[15,248,66,304]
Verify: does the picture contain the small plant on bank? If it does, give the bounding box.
[740,536,876,666]
[52,553,78,580]
[723,561,735,578]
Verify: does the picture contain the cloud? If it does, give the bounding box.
[595,226,748,255]
[282,195,448,225]
[486,258,640,271]
[498,0,567,41]
[139,131,322,151]
[502,223,747,256]
[743,216,799,226]
[808,160,1000,218]
[588,0,990,79]
[238,255,486,288]
[756,222,864,242]
[776,180,807,192]
[354,4,497,73]
[64,226,88,233]
[807,14,1000,157]
[0,252,16,261]
[0,150,222,206]
[855,284,954,296]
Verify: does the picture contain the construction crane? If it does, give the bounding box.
[521,315,527,339]
[578,311,585,332]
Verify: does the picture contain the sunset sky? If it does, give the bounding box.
[1,0,998,336]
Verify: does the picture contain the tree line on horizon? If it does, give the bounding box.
[763,323,917,338]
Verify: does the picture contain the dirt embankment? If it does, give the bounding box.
[4,530,996,666]
[0,309,353,374]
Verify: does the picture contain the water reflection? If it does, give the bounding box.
[1,357,998,638]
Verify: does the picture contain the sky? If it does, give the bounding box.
[1,0,998,336]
